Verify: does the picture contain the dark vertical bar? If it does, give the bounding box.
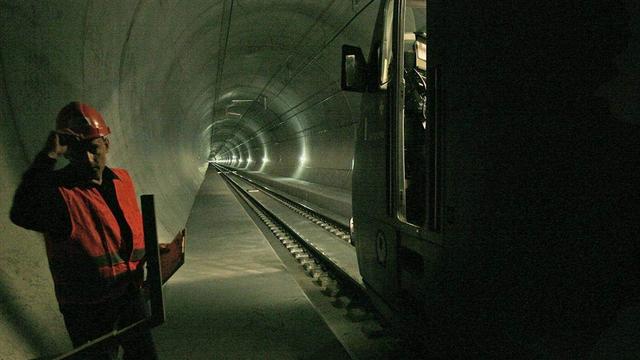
[388,0,407,217]
[427,66,442,232]
[141,194,164,327]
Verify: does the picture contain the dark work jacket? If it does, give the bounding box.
[10,153,145,304]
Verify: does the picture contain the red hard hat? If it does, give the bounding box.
[56,102,111,140]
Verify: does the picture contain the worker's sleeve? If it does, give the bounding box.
[10,152,70,235]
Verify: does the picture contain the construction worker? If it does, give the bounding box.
[10,102,157,359]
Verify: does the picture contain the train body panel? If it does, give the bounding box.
[351,0,433,315]
[346,0,640,357]
[351,0,401,311]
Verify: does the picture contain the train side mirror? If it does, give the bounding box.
[341,45,367,92]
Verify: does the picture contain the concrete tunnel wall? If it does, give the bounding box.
[0,1,381,358]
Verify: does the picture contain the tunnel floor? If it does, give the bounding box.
[151,167,351,359]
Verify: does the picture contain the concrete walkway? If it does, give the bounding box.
[152,166,351,359]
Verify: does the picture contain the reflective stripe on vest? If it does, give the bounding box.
[46,168,145,304]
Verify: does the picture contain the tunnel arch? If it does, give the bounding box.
[0,1,385,357]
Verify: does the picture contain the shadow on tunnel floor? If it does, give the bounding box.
[0,280,69,359]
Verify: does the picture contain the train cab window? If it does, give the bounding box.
[399,2,427,226]
[379,0,394,90]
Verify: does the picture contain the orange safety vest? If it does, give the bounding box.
[45,168,145,304]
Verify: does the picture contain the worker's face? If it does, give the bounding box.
[67,137,109,180]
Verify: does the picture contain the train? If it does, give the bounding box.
[342,0,639,357]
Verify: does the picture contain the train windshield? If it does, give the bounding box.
[379,0,394,89]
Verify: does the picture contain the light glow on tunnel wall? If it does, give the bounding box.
[240,146,254,169]
[293,139,308,179]
[259,155,269,172]
[258,137,270,172]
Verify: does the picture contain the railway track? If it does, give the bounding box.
[220,165,353,245]
[214,165,422,358]
[215,165,364,301]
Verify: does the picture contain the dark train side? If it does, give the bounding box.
[342,0,639,357]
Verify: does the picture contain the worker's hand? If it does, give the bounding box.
[44,131,69,159]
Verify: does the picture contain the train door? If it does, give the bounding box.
[347,0,401,312]
[342,0,431,314]
[392,0,432,314]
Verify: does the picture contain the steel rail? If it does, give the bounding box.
[216,164,352,243]
[217,166,364,294]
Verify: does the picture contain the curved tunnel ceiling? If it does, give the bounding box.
[209,0,371,166]
[1,0,380,240]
